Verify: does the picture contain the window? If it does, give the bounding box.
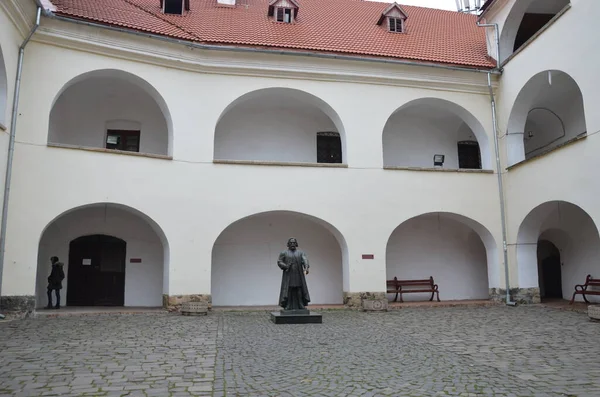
[163,0,184,15]
[317,132,342,164]
[106,130,141,152]
[276,7,293,23]
[388,17,403,33]
[457,141,481,169]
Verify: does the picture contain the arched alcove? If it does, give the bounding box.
[516,201,600,302]
[506,70,586,166]
[49,69,173,156]
[211,210,348,306]
[214,88,346,164]
[382,98,491,170]
[499,0,570,62]
[36,203,170,308]
[386,212,498,301]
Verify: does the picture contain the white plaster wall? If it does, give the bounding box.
[212,212,343,306]
[496,0,600,290]
[383,111,477,168]
[1,33,503,301]
[387,214,489,301]
[214,99,337,162]
[36,205,165,308]
[49,76,169,155]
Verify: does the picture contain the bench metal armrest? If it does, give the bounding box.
[574,284,588,292]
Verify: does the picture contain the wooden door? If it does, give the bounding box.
[66,235,126,306]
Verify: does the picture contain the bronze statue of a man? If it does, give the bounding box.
[277,238,311,311]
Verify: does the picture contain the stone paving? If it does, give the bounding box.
[1,306,600,396]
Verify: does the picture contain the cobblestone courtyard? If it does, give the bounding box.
[1,306,599,396]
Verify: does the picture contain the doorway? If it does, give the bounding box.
[66,235,126,306]
[537,240,562,300]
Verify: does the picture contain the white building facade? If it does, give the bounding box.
[0,0,597,315]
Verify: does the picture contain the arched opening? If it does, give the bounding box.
[36,203,169,308]
[517,201,600,302]
[49,69,173,156]
[67,235,127,306]
[214,88,346,164]
[0,44,7,127]
[537,239,562,300]
[499,0,570,62]
[506,70,586,166]
[211,211,347,306]
[386,212,497,301]
[382,98,491,170]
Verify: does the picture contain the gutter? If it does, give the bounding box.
[0,6,42,311]
[42,12,499,75]
[476,22,516,306]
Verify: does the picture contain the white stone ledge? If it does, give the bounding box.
[507,134,586,171]
[213,159,348,168]
[383,166,493,174]
[47,143,173,160]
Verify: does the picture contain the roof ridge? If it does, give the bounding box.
[121,0,205,42]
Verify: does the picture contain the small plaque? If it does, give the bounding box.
[82,259,91,265]
[130,258,142,263]
[362,254,374,260]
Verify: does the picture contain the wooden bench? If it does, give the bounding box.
[386,276,440,303]
[570,275,600,304]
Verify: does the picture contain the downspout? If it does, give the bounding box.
[477,22,516,306]
[0,6,42,313]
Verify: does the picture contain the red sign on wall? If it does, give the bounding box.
[362,254,374,260]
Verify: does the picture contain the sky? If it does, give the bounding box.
[372,0,457,11]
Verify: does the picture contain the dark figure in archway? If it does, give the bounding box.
[46,256,65,309]
[277,238,311,311]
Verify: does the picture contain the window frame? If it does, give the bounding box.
[316,132,342,164]
[276,7,294,23]
[388,17,404,33]
[105,129,141,153]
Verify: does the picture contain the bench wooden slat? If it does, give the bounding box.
[385,276,440,303]
[570,275,600,304]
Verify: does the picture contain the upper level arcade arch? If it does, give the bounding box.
[214,88,346,165]
[499,0,570,63]
[506,70,586,166]
[48,69,173,156]
[383,98,491,170]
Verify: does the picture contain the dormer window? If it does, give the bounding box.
[277,8,294,23]
[160,0,189,15]
[377,2,408,33]
[388,17,403,33]
[268,0,299,23]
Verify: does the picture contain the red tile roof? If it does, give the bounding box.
[49,0,496,69]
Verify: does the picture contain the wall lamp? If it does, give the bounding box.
[433,154,445,167]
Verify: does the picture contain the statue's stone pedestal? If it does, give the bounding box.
[270,309,322,324]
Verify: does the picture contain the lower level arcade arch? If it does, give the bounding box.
[517,201,600,302]
[36,203,169,308]
[211,211,346,306]
[386,212,497,301]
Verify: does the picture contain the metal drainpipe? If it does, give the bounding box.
[477,22,516,306]
[0,6,42,312]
